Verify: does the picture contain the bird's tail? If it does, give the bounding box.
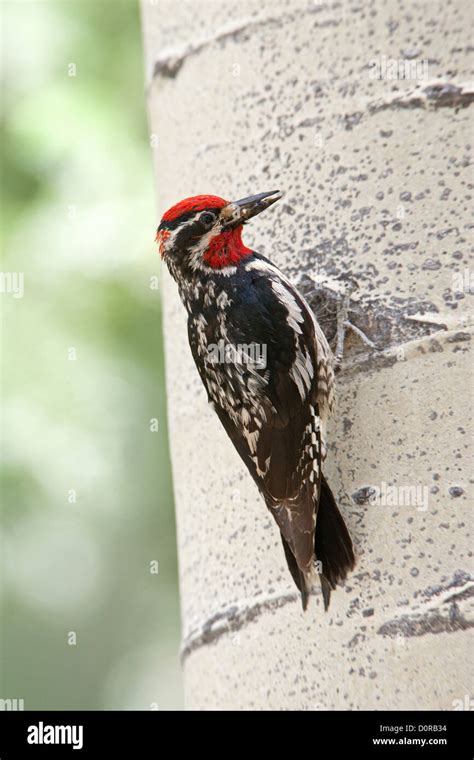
[280,533,309,610]
[280,474,355,611]
[314,474,355,610]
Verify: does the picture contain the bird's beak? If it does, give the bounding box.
[221,190,282,229]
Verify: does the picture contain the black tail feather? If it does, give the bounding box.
[280,533,308,610]
[320,574,332,612]
[315,474,355,608]
[279,476,354,612]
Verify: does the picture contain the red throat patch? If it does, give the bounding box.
[203,227,251,269]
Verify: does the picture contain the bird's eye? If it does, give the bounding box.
[200,212,216,227]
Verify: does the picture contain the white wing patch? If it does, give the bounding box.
[246,257,335,419]
[248,261,317,403]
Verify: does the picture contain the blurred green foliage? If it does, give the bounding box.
[1,0,183,709]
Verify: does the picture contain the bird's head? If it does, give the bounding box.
[156,190,282,273]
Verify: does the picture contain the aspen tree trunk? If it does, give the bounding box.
[141,0,473,709]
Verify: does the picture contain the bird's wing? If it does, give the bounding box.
[187,254,333,571]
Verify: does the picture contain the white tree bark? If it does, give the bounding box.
[141,0,473,709]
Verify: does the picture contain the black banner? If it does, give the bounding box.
[0,710,471,757]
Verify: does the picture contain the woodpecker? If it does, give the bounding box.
[157,191,355,610]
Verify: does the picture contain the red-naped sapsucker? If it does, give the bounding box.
[157,191,355,609]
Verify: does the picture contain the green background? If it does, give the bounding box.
[1,0,182,709]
